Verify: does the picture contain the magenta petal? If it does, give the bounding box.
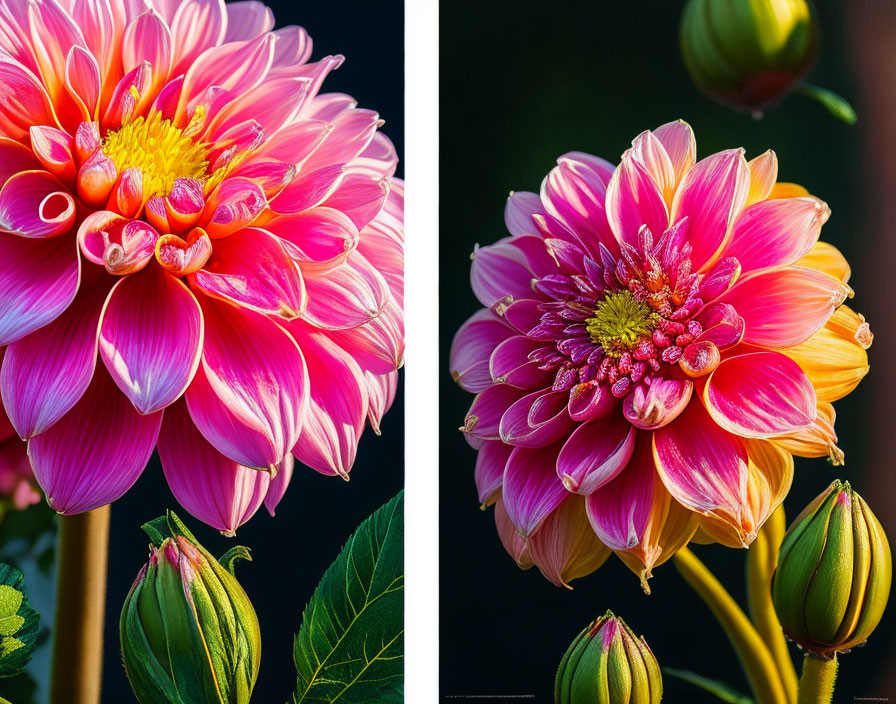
[556,413,636,494]
[653,120,696,185]
[328,302,403,375]
[158,399,270,535]
[504,191,545,237]
[475,440,511,506]
[623,378,693,430]
[670,149,750,270]
[290,327,367,477]
[718,267,850,348]
[0,139,41,186]
[489,335,552,389]
[100,267,203,414]
[605,153,668,248]
[1,281,107,437]
[192,227,306,319]
[264,452,295,516]
[502,442,568,537]
[463,384,527,440]
[653,401,749,522]
[0,170,75,238]
[0,232,80,346]
[301,251,390,330]
[586,435,657,551]
[499,389,574,448]
[722,197,828,273]
[470,237,542,309]
[704,352,816,438]
[363,369,397,434]
[28,369,162,514]
[450,309,515,393]
[185,295,308,469]
[266,208,359,271]
[567,382,617,422]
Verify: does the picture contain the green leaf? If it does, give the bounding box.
[796,83,858,125]
[293,492,403,703]
[664,668,754,704]
[141,510,198,547]
[0,564,39,678]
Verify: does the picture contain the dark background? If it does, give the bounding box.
[440,1,893,702]
[0,2,404,703]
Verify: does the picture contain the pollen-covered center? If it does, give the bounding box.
[586,291,658,357]
[103,111,209,197]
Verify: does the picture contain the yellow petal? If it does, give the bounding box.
[769,182,810,199]
[746,150,778,205]
[796,240,852,284]
[774,402,844,465]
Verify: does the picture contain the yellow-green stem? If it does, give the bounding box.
[797,654,838,704]
[673,547,787,704]
[747,506,798,704]
[49,506,110,704]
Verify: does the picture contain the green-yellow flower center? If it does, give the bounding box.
[586,291,657,357]
[103,111,210,197]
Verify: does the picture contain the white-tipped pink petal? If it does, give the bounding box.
[722,197,828,273]
[122,10,172,93]
[1,280,107,438]
[0,233,80,346]
[29,126,77,183]
[605,153,669,248]
[272,164,345,214]
[158,399,270,536]
[652,120,696,187]
[0,57,58,140]
[301,251,390,330]
[201,178,267,239]
[99,267,203,414]
[502,442,568,538]
[703,352,816,438]
[0,170,75,238]
[266,208,359,270]
[224,1,275,42]
[290,327,367,478]
[670,148,750,270]
[185,294,308,469]
[78,211,159,275]
[263,452,295,516]
[718,267,850,348]
[191,227,306,319]
[622,378,693,430]
[556,413,636,494]
[363,368,397,434]
[28,369,162,514]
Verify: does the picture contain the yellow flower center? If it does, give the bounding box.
[586,291,658,357]
[103,111,210,197]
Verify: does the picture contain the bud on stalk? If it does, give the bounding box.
[772,480,891,658]
[680,0,817,111]
[120,511,261,704]
[555,611,662,704]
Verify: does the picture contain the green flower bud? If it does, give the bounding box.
[680,0,817,110]
[555,611,662,704]
[772,480,892,657]
[119,511,261,704]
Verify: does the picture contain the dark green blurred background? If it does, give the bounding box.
[440,1,894,701]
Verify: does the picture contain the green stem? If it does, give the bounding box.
[747,506,798,704]
[673,547,787,704]
[49,506,110,704]
[797,654,838,704]
[796,82,857,125]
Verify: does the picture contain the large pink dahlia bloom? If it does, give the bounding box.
[451,121,870,590]
[0,0,403,533]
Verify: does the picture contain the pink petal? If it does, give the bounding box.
[623,378,693,430]
[470,237,542,309]
[605,153,668,248]
[301,251,390,330]
[494,495,533,569]
[489,335,553,389]
[192,227,306,319]
[629,130,675,201]
[654,401,754,541]
[363,369,397,434]
[185,295,308,469]
[29,126,77,184]
[567,382,617,422]
[201,178,267,239]
[266,207,359,271]
[264,452,295,516]
[556,413,636,494]
[158,399,269,536]
[0,57,57,140]
[0,138,41,186]
[463,384,528,441]
[271,164,345,214]
[652,120,696,187]
[224,1,274,42]
[718,267,850,348]
[670,149,750,270]
[290,327,367,477]
[122,9,172,92]
[0,233,80,346]
[328,302,404,375]
[1,281,107,437]
[475,440,511,507]
[0,170,75,238]
[723,197,829,273]
[541,154,614,252]
[319,171,389,231]
[504,191,545,237]
[450,309,515,393]
[28,369,162,514]
[703,352,816,438]
[100,267,203,414]
[499,389,574,448]
[169,0,228,76]
[78,211,158,275]
[502,442,568,537]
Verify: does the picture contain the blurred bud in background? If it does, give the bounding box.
[120,512,261,704]
[680,0,856,122]
[772,480,892,657]
[0,409,40,516]
[555,611,662,704]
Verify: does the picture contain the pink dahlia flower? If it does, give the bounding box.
[0,0,403,534]
[451,121,870,590]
